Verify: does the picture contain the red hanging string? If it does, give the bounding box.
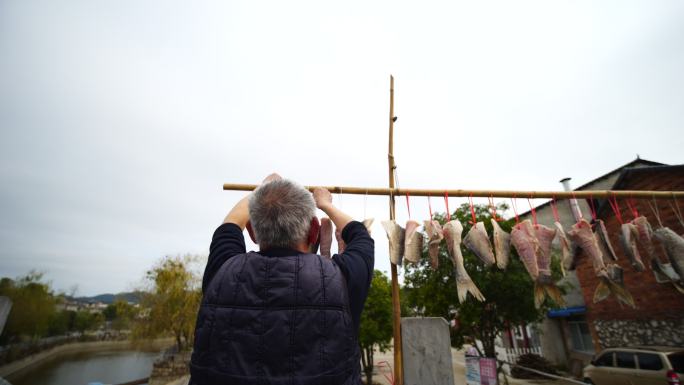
[511,196,520,226]
[626,198,639,219]
[588,194,598,221]
[444,191,451,222]
[527,197,538,227]
[468,194,477,224]
[550,195,561,223]
[405,192,411,220]
[488,196,500,222]
[428,194,433,220]
[608,194,624,224]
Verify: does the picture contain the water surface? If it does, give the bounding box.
[7,349,159,385]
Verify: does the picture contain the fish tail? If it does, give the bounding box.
[544,284,565,307]
[594,277,636,308]
[457,279,485,303]
[534,284,545,309]
[534,283,565,308]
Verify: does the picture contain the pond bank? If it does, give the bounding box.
[0,338,173,378]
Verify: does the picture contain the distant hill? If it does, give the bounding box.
[74,291,142,304]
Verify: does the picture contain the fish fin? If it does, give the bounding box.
[533,284,546,309]
[534,283,565,308]
[593,279,611,303]
[544,284,565,307]
[457,279,485,303]
[595,278,636,308]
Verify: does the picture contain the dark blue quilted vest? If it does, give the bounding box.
[190,251,362,385]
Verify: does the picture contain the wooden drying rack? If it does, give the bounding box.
[223,76,684,385]
[222,184,684,199]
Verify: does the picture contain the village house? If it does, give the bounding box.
[510,158,684,377]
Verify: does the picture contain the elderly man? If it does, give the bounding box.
[190,174,374,385]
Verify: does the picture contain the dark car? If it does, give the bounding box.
[583,346,684,385]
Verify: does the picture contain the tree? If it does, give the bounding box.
[359,270,393,385]
[0,272,56,341]
[403,203,561,359]
[106,299,137,331]
[133,255,202,351]
[74,310,104,333]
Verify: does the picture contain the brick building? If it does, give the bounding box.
[575,164,684,351]
[513,158,683,376]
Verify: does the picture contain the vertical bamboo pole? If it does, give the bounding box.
[387,75,403,385]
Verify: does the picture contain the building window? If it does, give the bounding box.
[568,321,594,353]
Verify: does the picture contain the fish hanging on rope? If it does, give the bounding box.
[554,221,574,275]
[443,220,485,303]
[654,227,684,289]
[381,220,405,266]
[619,223,646,272]
[463,222,496,267]
[632,216,659,266]
[511,220,540,280]
[568,219,635,308]
[534,224,564,308]
[595,219,618,262]
[491,219,511,269]
[404,220,423,264]
[424,220,444,269]
[320,217,333,258]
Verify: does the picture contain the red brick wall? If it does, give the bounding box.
[574,168,684,325]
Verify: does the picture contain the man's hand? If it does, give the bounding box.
[313,188,333,211]
[313,188,352,234]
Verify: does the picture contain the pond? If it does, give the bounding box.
[6,349,160,385]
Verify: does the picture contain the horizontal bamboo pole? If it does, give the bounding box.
[222,183,684,199]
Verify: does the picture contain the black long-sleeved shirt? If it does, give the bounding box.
[202,220,375,331]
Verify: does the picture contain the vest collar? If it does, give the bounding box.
[258,247,301,257]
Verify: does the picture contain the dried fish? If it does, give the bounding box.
[463,222,496,267]
[567,219,635,308]
[443,220,485,303]
[491,219,510,269]
[632,216,657,264]
[424,220,444,269]
[653,227,684,285]
[534,224,564,308]
[381,220,405,266]
[510,220,540,280]
[404,220,423,264]
[619,223,646,272]
[320,217,332,258]
[595,219,618,261]
[554,221,573,275]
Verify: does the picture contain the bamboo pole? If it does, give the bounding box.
[387,75,404,385]
[222,184,684,199]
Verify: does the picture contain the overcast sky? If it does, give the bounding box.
[1,0,683,296]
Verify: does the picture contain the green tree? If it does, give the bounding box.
[0,272,56,341]
[108,300,137,331]
[73,310,104,333]
[403,203,559,359]
[133,255,202,351]
[359,270,393,385]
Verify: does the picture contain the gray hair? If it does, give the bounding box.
[248,179,316,249]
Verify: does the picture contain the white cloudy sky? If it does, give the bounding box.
[1,0,683,295]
